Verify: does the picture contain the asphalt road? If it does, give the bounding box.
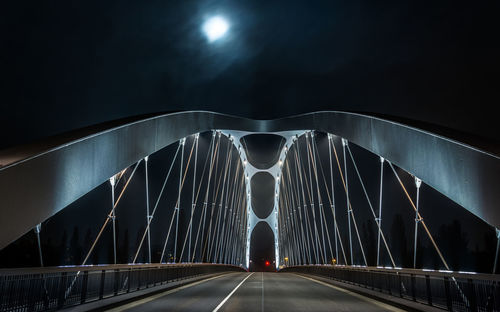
[106,272,404,312]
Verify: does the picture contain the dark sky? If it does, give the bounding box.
[1,0,499,149]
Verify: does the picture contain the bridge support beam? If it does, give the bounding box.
[189,134,199,263]
[223,130,304,270]
[376,157,384,267]
[109,176,117,264]
[494,228,500,274]
[144,156,152,263]
[342,138,354,265]
[414,177,422,269]
[33,223,43,267]
[174,138,186,263]
[327,134,339,265]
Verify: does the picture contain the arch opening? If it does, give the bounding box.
[250,172,275,219]
[250,221,275,272]
[240,134,285,169]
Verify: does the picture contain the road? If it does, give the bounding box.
[106,272,404,312]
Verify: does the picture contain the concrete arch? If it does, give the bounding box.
[0,111,499,250]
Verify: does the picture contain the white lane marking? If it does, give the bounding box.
[295,274,405,312]
[105,273,233,312]
[212,272,254,312]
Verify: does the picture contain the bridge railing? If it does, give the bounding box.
[0,263,245,312]
[280,265,500,312]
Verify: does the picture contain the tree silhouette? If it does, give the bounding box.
[82,228,95,265]
[362,219,376,266]
[0,232,37,267]
[414,235,424,269]
[120,229,130,263]
[69,226,83,265]
[135,226,147,263]
[437,220,469,271]
[390,214,410,268]
[59,230,69,265]
[107,224,119,264]
[473,230,496,273]
[43,237,57,266]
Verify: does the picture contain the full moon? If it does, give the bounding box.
[203,16,229,42]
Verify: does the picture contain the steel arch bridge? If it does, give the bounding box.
[1,111,500,311]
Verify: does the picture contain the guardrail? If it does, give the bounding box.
[0,263,245,311]
[280,265,500,311]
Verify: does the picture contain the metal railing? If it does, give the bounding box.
[0,263,245,311]
[280,265,500,311]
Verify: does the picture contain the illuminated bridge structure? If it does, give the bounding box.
[0,111,499,311]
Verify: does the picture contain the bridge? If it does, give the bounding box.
[1,111,499,311]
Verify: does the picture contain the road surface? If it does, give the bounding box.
[106,272,404,312]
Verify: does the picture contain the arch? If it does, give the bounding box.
[0,111,499,249]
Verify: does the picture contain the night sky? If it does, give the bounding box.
[0,1,499,271]
[1,0,499,150]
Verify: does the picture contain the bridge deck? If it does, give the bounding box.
[106,272,403,312]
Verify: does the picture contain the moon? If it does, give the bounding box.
[203,16,229,42]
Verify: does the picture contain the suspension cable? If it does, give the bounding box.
[346,145,396,267]
[192,132,218,262]
[312,135,340,264]
[82,160,141,265]
[159,139,196,263]
[202,133,223,261]
[214,148,234,262]
[292,142,313,263]
[284,161,306,264]
[188,135,200,261]
[388,162,450,271]
[179,134,214,262]
[208,137,232,261]
[332,139,368,266]
[307,133,328,263]
[296,137,321,262]
[132,144,181,263]
[305,133,324,262]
